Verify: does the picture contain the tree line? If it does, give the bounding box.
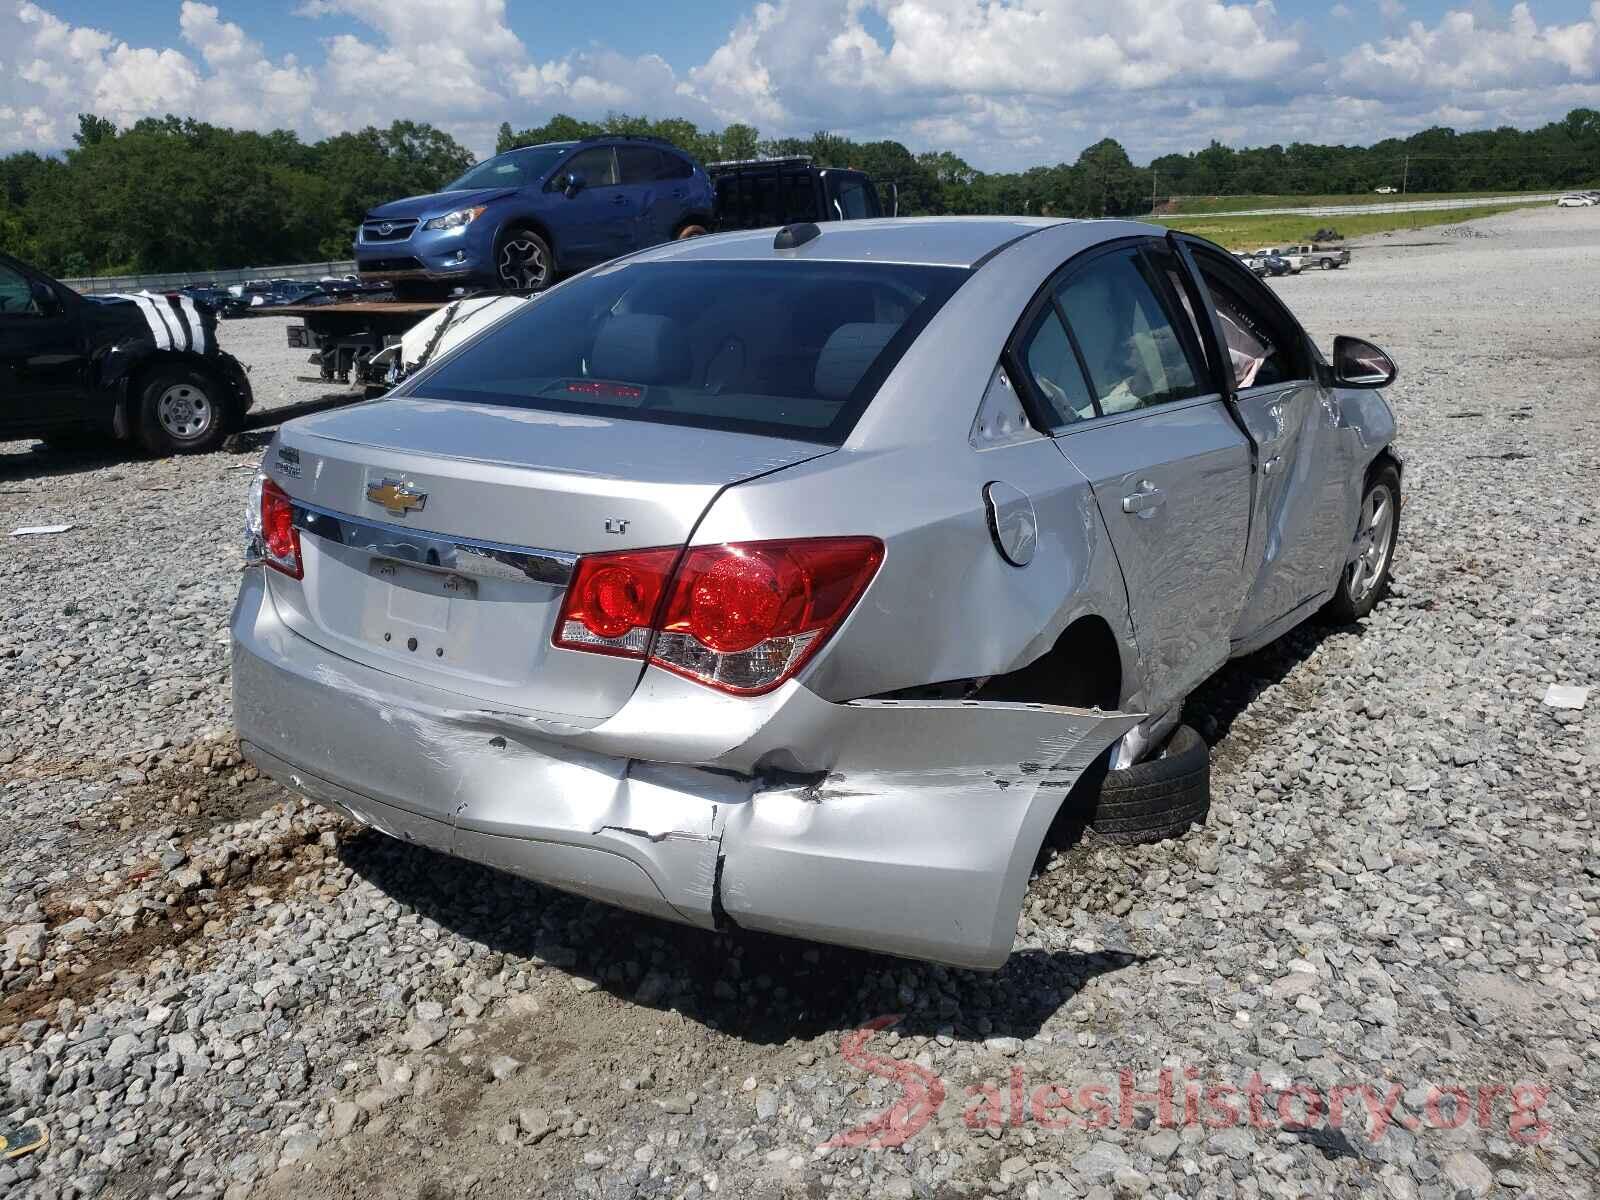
[3,107,1599,278]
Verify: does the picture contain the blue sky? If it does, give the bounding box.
[37,1,1600,73]
[8,1,1600,168]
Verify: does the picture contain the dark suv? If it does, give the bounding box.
[0,251,253,455]
[354,136,715,295]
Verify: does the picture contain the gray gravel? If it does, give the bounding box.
[2,206,1597,1200]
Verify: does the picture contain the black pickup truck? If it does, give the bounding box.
[705,156,890,230]
[0,252,253,455]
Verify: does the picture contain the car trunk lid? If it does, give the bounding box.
[264,396,833,720]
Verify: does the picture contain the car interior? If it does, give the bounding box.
[421,262,960,439]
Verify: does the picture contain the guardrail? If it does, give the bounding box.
[62,261,359,295]
[1161,194,1562,219]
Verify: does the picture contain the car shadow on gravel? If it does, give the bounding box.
[1183,612,1355,751]
[0,439,132,481]
[0,396,357,481]
[339,830,1144,1047]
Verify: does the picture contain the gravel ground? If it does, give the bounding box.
[2,206,1597,1200]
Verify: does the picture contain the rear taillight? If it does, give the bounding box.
[257,477,303,579]
[553,548,677,658]
[554,538,883,695]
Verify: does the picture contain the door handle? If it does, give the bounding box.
[611,195,628,206]
[1121,482,1166,517]
[1262,454,1283,476]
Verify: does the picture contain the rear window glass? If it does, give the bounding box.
[413,260,968,444]
[714,170,819,228]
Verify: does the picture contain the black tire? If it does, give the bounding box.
[136,363,229,456]
[1322,463,1400,623]
[1320,257,1334,270]
[1086,724,1210,845]
[494,227,553,291]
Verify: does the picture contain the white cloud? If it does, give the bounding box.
[3,0,1600,170]
[1338,2,1600,99]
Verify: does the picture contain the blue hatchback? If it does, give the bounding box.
[353,137,716,294]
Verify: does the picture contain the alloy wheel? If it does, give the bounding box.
[498,237,548,290]
[1346,482,1395,604]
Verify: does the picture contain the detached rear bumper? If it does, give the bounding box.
[231,569,1138,969]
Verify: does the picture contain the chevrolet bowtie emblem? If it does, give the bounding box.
[366,478,427,516]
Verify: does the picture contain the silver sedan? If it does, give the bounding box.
[232,217,1400,970]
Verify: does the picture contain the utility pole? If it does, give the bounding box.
[1402,154,1409,195]
[1151,168,1158,214]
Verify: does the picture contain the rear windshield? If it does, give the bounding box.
[714,169,820,228]
[412,260,969,444]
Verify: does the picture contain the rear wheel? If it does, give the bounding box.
[1320,257,1334,270]
[137,364,228,456]
[495,228,552,291]
[1323,463,1400,622]
[1085,724,1210,845]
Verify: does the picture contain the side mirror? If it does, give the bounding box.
[1331,335,1397,389]
[30,280,61,316]
[561,172,585,198]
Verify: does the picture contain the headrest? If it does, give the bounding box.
[813,322,898,401]
[590,314,691,385]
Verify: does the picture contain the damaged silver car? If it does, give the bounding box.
[231,217,1401,970]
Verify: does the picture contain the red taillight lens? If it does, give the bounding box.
[687,552,790,652]
[553,538,884,694]
[553,548,676,658]
[260,478,302,579]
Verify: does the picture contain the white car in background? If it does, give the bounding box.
[1556,194,1596,207]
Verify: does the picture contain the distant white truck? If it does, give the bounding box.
[1286,242,1351,270]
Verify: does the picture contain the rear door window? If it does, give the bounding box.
[1017,305,1096,424]
[617,145,664,186]
[414,260,969,445]
[1054,248,1204,414]
[658,151,694,180]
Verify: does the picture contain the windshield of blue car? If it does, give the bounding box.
[412,260,970,445]
[445,145,572,192]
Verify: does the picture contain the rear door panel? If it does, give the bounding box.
[1056,401,1251,711]
[1011,239,1253,713]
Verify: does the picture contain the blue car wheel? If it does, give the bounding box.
[496,229,552,291]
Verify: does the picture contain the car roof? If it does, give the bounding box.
[617,216,1164,270]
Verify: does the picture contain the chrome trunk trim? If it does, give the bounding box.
[291,500,578,586]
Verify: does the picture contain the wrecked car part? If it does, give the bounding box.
[233,569,1138,969]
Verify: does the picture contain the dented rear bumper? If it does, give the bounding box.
[231,569,1139,969]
